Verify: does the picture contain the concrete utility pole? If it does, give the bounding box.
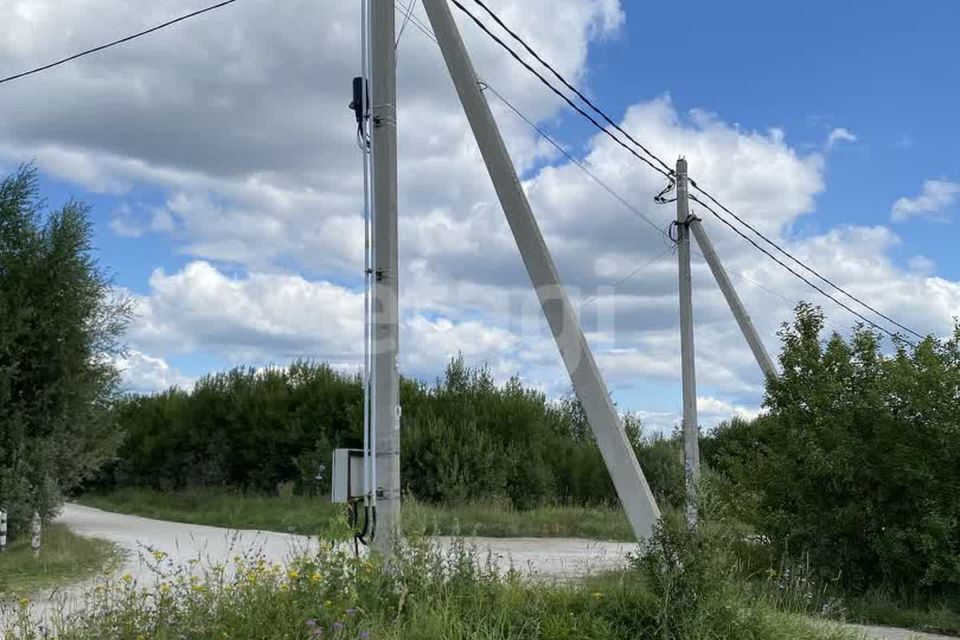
[689,220,778,379]
[370,0,401,555]
[422,0,661,540]
[675,158,701,527]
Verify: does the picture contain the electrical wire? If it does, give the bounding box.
[447,0,671,180]
[396,0,419,48]
[466,0,673,177]
[0,0,241,86]
[688,181,925,340]
[483,84,673,248]
[448,0,926,341]
[690,194,915,346]
[579,246,674,310]
[400,4,791,328]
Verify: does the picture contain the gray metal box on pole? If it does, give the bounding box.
[422,0,660,540]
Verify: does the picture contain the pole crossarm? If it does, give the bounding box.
[421,0,661,540]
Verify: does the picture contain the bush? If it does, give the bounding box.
[706,304,960,597]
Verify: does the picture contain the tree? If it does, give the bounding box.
[0,165,131,534]
[707,304,960,596]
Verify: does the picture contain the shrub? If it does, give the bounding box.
[706,304,960,597]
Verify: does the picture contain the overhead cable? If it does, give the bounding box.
[0,0,241,86]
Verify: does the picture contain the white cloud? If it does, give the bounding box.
[115,350,194,393]
[3,0,960,428]
[891,179,960,222]
[826,127,858,149]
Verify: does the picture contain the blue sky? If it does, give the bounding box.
[3,0,959,430]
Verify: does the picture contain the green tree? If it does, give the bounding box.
[0,165,131,534]
[707,304,960,596]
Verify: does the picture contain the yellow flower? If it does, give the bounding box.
[121,574,134,584]
[151,550,168,562]
[287,569,300,581]
[191,584,206,593]
[309,571,323,583]
[592,591,603,599]
[159,582,172,595]
[18,597,30,608]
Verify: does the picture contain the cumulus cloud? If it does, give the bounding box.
[891,179,960,222]
[826,127,858,149]
[115,349,195,393]
[4,0,960,430]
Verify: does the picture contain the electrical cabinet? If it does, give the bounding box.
[331,449,366,503]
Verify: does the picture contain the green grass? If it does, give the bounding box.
[0,524,119,596]
[78,487,345,535]
[78,488,634,540]
[844,591,960,637]
[2,533,858,640]
[404,497,633,540]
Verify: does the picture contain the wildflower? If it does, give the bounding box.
[310,571,323,583]
[306,619,318,629]
[287,569,300,580]
[345,608,358,617]
[591,591,603,599]
[332,622,344,631]
[159,582,172,595]
[151,550,168,562]
[18,597,30,608]
[121,573,134,584]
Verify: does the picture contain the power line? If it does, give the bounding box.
[396,0,419,48]
[688,181,925,340]
[466,0,673,177]
[447,0,671,180]
[0,0,241,86]
[579,246,674,310]
[483,84,672,247]
[401,5,800,325]
[690,194,914,345]
[449,0,926,341]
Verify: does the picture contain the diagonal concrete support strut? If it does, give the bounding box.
[422,0,660,540]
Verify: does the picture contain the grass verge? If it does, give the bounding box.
[844,591,960,637]
[78,488,634,540]
[2,530,857,640]
[0,524,119,596]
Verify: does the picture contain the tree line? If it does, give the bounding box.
[97,357,686,511]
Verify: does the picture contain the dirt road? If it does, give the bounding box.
[4,504,952,640]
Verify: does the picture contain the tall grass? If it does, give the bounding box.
[3,528,858,640]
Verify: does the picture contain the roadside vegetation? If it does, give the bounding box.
[0,524,118,596]
[84,304,960,637]
[3,514,858,640]
[78,489,635,541]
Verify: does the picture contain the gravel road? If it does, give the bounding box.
[3,504,953,640]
